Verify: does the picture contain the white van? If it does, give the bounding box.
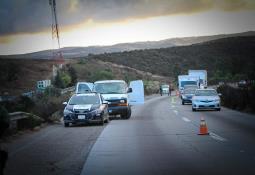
[93,80,144,119]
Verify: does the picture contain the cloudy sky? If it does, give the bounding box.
[0,0,255,55]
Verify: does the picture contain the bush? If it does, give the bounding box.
[67,66,78,86]
[53,70,72,88]
[32,94,68,122]
[89,70,114,81]
[217,85,255,112]
[0,106,10,137]
[17,113,44,130]
[44,86,61,97]
[16,96,35,112]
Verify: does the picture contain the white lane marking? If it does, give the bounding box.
[172,105,176,108]
[173,110,178,115]
[209,132,227,142]
[182,117,191,122]
[171,97,176,104]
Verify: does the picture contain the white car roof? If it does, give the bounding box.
[94,80,126,84]
[73,93,98,97]
[196,88,215,91]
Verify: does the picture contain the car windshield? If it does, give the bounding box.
[161,85,169,88]
[69,95,100,105]
[181,81,197,88]
[77,84,91,93]
[184,85,197,90]
[184,89,196,94]
[195,90,218,96]
[94,82,127,94]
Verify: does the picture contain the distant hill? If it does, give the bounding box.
[1,31,255,59]
[87,36,255,84]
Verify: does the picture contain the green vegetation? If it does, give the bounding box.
[86,36,255,85]
[0,106,10,137]
[53,64,78,88]
[217,85,255,113]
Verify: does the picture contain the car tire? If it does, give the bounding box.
[216,108,221,111]
[122,108,131,119]
[64,122,69,127]
[105,115,110,123]
[192,108,196,112]
[182,101,184,105]
[100,117,104,125]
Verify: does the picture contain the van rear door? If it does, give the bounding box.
[128,80,144,105]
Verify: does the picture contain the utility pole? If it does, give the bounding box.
[49,0,64,77]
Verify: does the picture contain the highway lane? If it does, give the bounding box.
[81,95,255,175]
[3,123,105,175]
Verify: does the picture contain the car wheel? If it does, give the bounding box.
[122,108,131,119]
[192,108,196,112]
[100,117,104,125]
[216,108,221,111]
[64,122,69,127]
[105,115,110,123]
[182,101,184,105]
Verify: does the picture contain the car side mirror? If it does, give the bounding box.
[127,88,133,93]
[63,102,68,105]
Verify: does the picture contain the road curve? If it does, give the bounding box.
[81,95,255,175]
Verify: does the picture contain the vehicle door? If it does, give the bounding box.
[128,80,144,105]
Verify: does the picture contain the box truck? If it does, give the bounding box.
[188,70,207,88]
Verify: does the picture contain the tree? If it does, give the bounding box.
[68,66,77,86]
[53,71,65,88]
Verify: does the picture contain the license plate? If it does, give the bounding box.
[78,115,86,119]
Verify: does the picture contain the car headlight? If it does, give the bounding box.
[64,108,74,116]
[120,99,125,103]
[94,109,103,117]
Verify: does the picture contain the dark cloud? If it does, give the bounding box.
[0,0,255,36]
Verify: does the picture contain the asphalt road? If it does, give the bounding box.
[81,95,255,175]
[3,123,105,175]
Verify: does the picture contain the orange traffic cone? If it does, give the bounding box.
[198,117,209,135]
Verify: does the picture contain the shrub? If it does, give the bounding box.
[0,106,10,137]
[53,71,71,88]
[217,85,255,112]
[44,86,61,97]
[17,113,44,130]
[89,70,114,81]
[32,94,68,122]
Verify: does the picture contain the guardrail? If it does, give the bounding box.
[9,112,30,129]
[61,86,75,94]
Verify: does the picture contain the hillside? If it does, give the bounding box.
[87,36,255,84]
[1,31,254,59]
[0,58,169,96]
[1,35,255,95]
[0,59,58,95]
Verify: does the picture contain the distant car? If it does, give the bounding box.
[75,82,94,94]
[238,80,247,88]
[192,89,221,111]
[181,88,196,105]
[181,85,198,99]
[63,93,109,127]
[160,85,170,96]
